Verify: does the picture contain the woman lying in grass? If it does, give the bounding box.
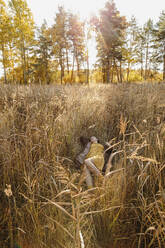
[76,136,104,188]
[84,136,104,188]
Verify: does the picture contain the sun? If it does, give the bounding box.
[27,0,107,26]
[62,0,106,19]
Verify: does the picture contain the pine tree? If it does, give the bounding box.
[68,13,85,81]
[33,21,52,84]
[91,0,127,83]
[123,16,139,82]
[50,6,68,84]
[143,19,154,80]
[155,11,165,80]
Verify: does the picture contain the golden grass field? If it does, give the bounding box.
[0,83,165,248]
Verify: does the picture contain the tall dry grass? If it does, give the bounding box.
[0,83,165,248]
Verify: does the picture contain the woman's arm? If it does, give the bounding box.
[75,142,91,165]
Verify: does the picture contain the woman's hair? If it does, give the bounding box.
[90,136,98,143]
[79,136,90,147]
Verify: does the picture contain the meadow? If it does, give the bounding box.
[0,83,165,248]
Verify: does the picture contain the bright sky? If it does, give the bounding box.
[26,0,165,26]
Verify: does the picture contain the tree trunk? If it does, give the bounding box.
[60,62,64,84]
[140,49,144,81]
[114,59,120,83]
[76,54,80,78]
[59,49,64,84]
[86,49,89,84]
[145,42,149,80]
[71,54,75,83]
[9,44,15,84]
[66,48,70,74]
[119,60,123,83]
[106,59,110,83]
[21,40,27,84]
[163,46,165,81]
[102,66,106,83]
[110,59,114,83]
[1,44,7,84]
[46,61,50,85]
[127,62,130,82]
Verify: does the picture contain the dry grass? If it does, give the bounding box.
[0,83,165,248]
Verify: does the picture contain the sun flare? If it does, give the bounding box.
[60,0,107,19]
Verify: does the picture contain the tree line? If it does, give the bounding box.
[0,0,165,84]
